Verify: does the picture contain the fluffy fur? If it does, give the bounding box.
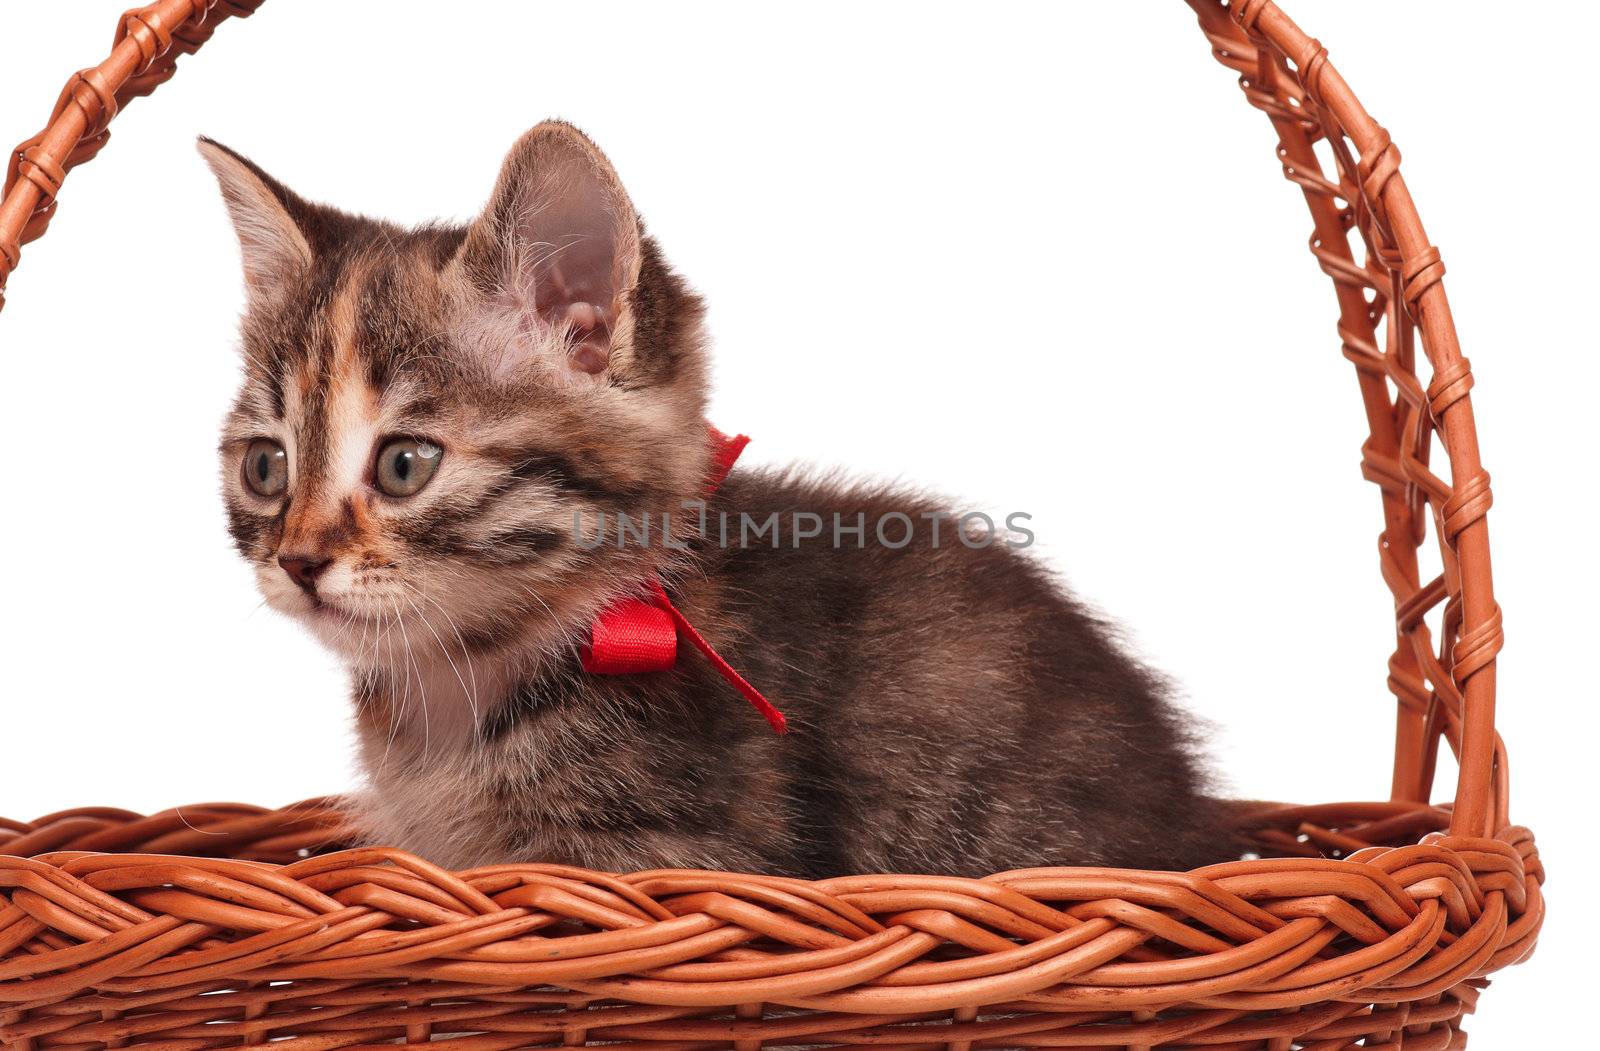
[205,122,1236,876]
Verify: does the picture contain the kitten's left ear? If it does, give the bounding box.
[196,137,315,297]
[458,121,643,379]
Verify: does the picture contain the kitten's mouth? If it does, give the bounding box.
[305,593,366,623]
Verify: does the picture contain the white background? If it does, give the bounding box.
[0,1,1591,1042]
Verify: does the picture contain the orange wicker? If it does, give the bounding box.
[0,1,1543,1048]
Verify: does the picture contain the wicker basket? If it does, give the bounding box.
[0,1,1543,1047]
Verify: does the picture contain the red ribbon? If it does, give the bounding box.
[578,426,787,734]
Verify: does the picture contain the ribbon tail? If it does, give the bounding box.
[650,582,788,734]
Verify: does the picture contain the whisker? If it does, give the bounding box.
[406,582,484,728]
[388,595,431,755]
[398,584,481,733]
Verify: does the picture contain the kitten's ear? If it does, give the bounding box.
[458,121,642,379]
[197,137,314,295]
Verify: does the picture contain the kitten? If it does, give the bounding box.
[204,121,1235,877]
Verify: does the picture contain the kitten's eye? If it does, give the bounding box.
[242,439,288,497]
[375,438,443,497]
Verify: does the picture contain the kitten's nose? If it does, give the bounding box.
[278,554,332,592]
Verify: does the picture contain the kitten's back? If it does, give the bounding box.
[693,468,1233,875]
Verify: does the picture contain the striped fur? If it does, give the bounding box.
[205,123,1237,876]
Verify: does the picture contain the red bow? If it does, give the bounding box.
[578,427,787,734]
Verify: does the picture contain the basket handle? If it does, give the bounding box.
[0,1,263,312]
[0,0,1511,841]
[1188,0,1505,838]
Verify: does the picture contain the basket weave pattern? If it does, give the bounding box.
[0,1,1542,1047]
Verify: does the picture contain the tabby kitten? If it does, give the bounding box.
[205,121,1233,876]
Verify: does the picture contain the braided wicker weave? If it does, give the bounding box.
[0,1,1543,1047]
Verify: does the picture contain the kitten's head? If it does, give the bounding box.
[204,122,710,665]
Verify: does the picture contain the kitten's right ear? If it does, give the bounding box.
[197,137,314,295]
[457,121,644,381]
